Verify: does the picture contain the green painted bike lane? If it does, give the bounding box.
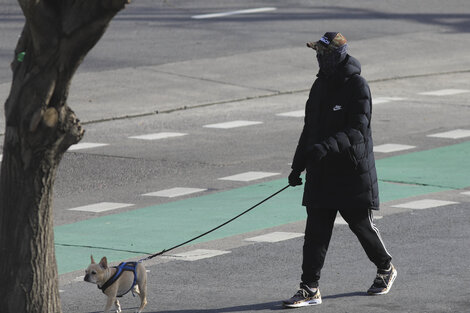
[55,141,470,274]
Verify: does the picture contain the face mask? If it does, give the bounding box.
[316,44,348,76]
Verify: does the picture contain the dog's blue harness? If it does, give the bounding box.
[98,262,138,297]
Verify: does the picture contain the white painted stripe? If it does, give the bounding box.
[219,171,280,182]
[68,202,134,213]
[0,154,2,161]
[59,290,65,293]
[392,199,458,210]
[68,142,109,151]
[192,7,277,19]
[163,249,231,261]
[368,210,392,259]
[142,187,207,198]
[335,216,348,225]
[129,132,187,140]
[427,129,470,139]
[73,276,85,282]
[374,97,406,104]
[419,89,469,96]
[245,232,304,243]
[203,120,263,129]
[461,191,470,196]
[374,144,416,153]
[276,110,305,117]
[335,215,383,225]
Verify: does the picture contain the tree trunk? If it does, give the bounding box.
[0,1,129,312]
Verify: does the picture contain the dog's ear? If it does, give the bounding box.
[99,257,108,269]
[91,255,95,264]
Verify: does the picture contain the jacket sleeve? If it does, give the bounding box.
[291,105,309,172]
[321,76,371,157]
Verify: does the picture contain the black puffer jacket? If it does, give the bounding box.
[292,55,379,210]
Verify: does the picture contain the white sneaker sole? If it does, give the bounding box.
[368,268,397,295]
[283,298,322,308]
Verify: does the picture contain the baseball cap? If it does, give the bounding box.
[307,32,347,52]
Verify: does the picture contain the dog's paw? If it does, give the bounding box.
[115,299,122,313]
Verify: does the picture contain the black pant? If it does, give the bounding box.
[301,206,392,287]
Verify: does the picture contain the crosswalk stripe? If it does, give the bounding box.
[129,132,187,140]
[335,216,383,225]
[203,120,263,129]
[67,202,134,213]
[427,129,470,139]
[68,142,109,151]
[276,110,305,117]
[245,232,303,243]
[192,7,277,19]
[419,89,469,96]
[374,97,406,104]
[142,187,207,198]
[162,249,231,261]
[218,171,280,182]
[391,199,458,210]
[73,276,85,282]
[374,144,416,153]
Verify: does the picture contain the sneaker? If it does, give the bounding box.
[367,263,397,295]
[283,283,322,308]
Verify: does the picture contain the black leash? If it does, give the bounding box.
[139,184,290,262]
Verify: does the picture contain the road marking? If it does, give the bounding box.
[419,89,470,96]
[427,129,470,139]
[276,110,305,118]
[129,132,187,140]
[163,249,231,261]
[245,232,303,243]
[73,276,85,282]
[219,171,280,182]
[0,154,2,161]
[142,187,207,198]
[391,199,458,210]
[374,144,416,153]
[335,215,383,225]
[461,191,470,196]
[203,120,263,129]
[68,202,134,213]
[374,97,406,104]
[192,7,277,19]
[68,142,109,151]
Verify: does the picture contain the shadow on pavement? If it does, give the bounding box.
[323,291,367,299]
[86,292,369,312]
[147,300,284,312]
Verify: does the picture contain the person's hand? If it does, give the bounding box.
[288,170,302,186]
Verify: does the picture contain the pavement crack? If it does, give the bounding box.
[144,67,280,93]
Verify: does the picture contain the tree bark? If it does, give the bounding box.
[0,1,129,312]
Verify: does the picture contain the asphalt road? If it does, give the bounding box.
[1,1,470,312]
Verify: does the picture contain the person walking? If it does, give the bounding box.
[283,32,397,308]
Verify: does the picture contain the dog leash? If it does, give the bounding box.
[138,184,290,262]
